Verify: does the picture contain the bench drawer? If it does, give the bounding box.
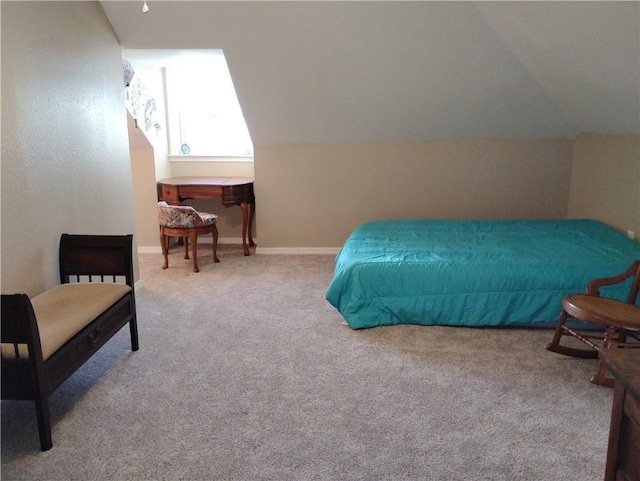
[45,295,134,386]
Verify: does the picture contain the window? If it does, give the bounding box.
[165,50,253,157]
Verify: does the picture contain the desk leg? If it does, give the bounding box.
[248,200,256,248]
[240,202,251,256]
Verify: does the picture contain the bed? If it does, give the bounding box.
[325,219,640,330]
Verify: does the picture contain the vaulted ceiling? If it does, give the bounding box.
[100,1,640,145]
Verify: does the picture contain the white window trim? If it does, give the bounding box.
[168,155,254,163]
[163,50,254,160]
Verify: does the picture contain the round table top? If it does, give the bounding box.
[563,294,640,329]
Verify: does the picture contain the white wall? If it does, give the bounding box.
[1,2,136,295]
[129,142,160,250]
[125,62,171,250]
[101,2,640,145]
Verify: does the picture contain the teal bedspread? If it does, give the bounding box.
[325,219,640,329]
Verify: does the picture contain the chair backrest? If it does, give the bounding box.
[158,202,206,228]
[628,260,640,304]
[586,259,640,304]
[59,234,134,287]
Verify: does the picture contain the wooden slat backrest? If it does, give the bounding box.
[1,294,44,363]
[58,234,134,287]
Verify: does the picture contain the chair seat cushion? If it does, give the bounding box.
[158,201,217,228]
[198,212,218,226]
[1,283,131,361]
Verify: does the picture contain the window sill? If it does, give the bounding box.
[168,155,254,163]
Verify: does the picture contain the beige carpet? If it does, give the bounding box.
[1,245,613,480]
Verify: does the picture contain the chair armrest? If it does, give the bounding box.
[586,260,640,303]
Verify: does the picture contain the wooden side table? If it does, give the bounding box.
[599,349,640,481]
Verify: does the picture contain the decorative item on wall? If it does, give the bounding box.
[142,0,149,13]
[122,58,135,87]
[144,99,159,132]
[128,77,147,123]
[128,73,163,137]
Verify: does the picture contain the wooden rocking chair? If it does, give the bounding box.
[546,260,640,387]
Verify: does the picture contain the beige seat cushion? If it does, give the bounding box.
[1,283,131,361]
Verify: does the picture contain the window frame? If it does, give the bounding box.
[164,50,254,160]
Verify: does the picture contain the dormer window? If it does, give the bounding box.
[164,50,253,158]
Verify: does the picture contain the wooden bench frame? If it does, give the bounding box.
[1,234,139,451]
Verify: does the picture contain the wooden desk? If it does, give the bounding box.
[157,177,255,256]
[600,349,640,481]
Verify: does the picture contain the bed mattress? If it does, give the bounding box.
[325,219,640,329]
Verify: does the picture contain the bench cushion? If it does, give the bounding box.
[1,283,131,361]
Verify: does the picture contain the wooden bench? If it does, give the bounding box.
[1,234,139,451]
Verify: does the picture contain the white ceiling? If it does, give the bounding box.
[100,1,640,145]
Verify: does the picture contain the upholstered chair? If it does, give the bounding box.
[158,201,220,272]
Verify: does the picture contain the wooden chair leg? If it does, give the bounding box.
[129,317,140,352]
[591,325,616,388]
[212,225,220,263]
[160,230,169,269]
[34,396,52,451]
[618,329,628,344]
[546,309,599,358]
[189,230,199,272]
[547,309,568,351]
[183,236,190,260]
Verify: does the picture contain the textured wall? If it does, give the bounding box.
[255,139,572,249]
[1,2,136,295]
[568,133,640,237]
[101,2,639,144]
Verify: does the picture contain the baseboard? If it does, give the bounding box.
[138,246,163,255]
[256,247,340,255]
[138,240,340,256]
[138,237,244,255]
[202,237,244,245]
